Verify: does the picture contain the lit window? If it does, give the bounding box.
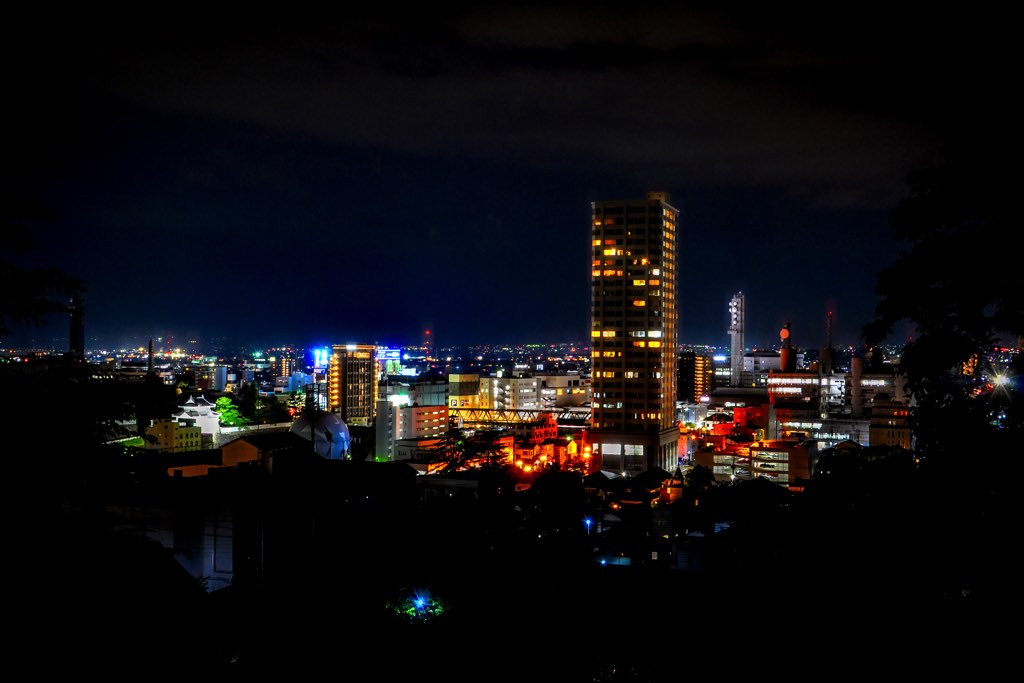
[648,279,660,286]
[591,330,601,338]
[649,341,662,348]
[652,268,660,275]
[592,239,601,246]
[648,331,662,338]
[602,331,617,338]
[632,300,646,307]
[633,341,646,347]
[593,269,601,276]
[632,279,646,286]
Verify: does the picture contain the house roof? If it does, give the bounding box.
[224,431,312,452]
[583,470,624,491]
[633,466,672,487]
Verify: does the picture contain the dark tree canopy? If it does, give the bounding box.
[863,143,1023,467]
[864,142,1019,351]
[1,208,85,341]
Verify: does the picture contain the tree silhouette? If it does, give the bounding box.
[684,463,715,491]
[254,395,291,424]
[862,143,1023,468]
[1,204,85,341]
[0,202,131,459]
[133,370,179,439]
[236,382,259,421]
[427,428,509,474]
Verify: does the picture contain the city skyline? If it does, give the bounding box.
[6,9,1008,351]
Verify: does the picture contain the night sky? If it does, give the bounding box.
[5,9,1010,351]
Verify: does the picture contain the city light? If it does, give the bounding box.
[386,588,449,624]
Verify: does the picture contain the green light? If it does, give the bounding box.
[386,589,449,624]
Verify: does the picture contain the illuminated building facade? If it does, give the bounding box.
[448,373,481,409]
[590,191,679,473]
[375,399,450,460]
[145,418,202,453]
[536,372,589,409]
[274,354,297,378]
[377,347,403,376]
[766,353,911,447]
[678,351,714,403]
[192,362,228,391]
[740,350,783,387]
[328,344,378,426]
[868,395,913,449]
[381,377,449,407]
[700,437,815,486]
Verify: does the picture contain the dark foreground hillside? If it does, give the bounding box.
[27,465,1016,682]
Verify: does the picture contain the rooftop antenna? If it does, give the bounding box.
[68,293,85,362]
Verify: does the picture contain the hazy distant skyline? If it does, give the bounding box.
[5,9,1008,351]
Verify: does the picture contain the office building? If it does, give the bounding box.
[868,395,913,449]
[739,350,783,387]
[273,353,298,378]
[678,350,714,402]
[448,373,481,409]
[479,375,541,411]
[535,372,589,409]
[327,343,378,426]
[375,399,450,461]
[766,347,911,447]
[589,191,680,473]
[145,419,202,453]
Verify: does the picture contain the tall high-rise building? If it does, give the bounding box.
[678,351,714,403]
[728,291,745,387]
[327,343,378,426]
[589,191,680,473]
[274,354,297,378]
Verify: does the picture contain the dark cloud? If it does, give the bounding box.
[4,8,1011,350]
